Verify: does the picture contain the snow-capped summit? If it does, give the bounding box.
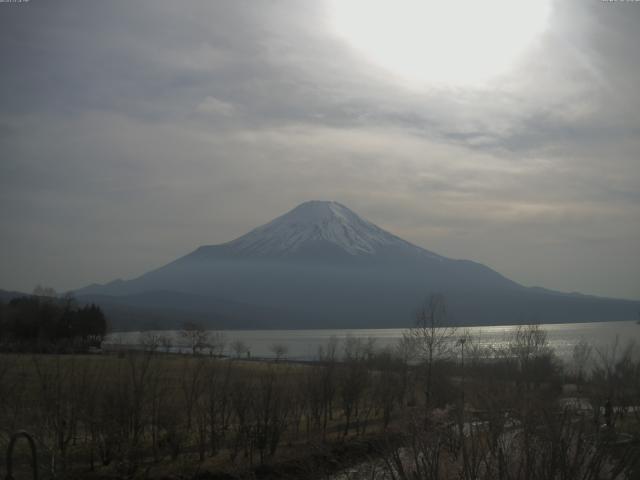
[225,200,418,256]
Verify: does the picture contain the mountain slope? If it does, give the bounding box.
[76,201,640,329]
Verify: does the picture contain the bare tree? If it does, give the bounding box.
[371,349,402,429]
[202,361,234,457]
[340,336,370,436]
[395,335,418,407]
[230,339,249,359]
[179,357,206,445]
[590,337,639,427]
[316,337,339,438]
[572,338,592,390]
[32,355,81,475]
[404,293,456,409]
[180,321,210,355]
[159,334,173,354]
[139,331,162,353]
[509,324,556,392]
[269,343,289,361]
[207,331,226,357]
[252,367,291,463]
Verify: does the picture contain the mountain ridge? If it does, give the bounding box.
[73,201,640,329]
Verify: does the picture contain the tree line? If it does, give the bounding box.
[0,287,107,351]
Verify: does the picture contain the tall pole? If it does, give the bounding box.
[460,337,466,410]
[458,337,468,474]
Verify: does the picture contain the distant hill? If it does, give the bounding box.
[72,201,640,330]
[0,289,26,303]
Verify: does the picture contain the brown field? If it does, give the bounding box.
[1,326,640,479]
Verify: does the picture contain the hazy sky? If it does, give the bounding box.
[1,0,639,299]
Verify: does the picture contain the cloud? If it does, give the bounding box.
[0,0,638,299]
[195,97,236,117]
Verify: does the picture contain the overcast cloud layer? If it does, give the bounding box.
[1,0,639,300]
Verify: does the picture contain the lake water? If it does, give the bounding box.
[105,320,640,363]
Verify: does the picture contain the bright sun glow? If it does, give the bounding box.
[328,0,551,88]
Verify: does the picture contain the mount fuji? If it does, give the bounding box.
[76,201,640,330]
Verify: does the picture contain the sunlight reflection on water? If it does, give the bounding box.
[105,321,640,362]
